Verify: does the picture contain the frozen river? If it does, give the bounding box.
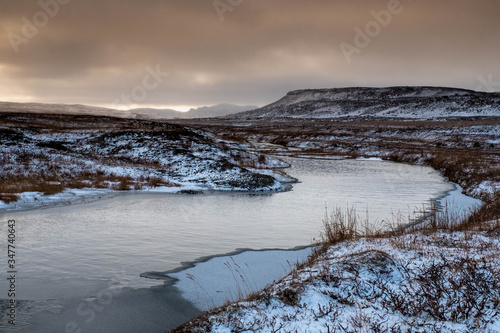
[0,158,480,332]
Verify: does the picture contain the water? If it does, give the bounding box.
[0,158,475,332]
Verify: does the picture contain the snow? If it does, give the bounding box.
[186,230,500,332]
[354,157,384,161]
[0,119,290,211]
[172,176,497,332]
[0,189,113,211]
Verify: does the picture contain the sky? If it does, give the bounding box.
[1,0,499,110]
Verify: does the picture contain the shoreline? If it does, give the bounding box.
[174,227,500,332]
[141,244,317,282]
[163,153,493,332]
[0,156,479,215]
[1,153,492,333]
[152,180,481,311]
[168,168,498,333]
[0,154,472,214]
[0,173,294,213]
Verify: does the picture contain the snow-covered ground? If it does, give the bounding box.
[202,119,500,201]
[168,116,499,332]
[2,110,499,332]
[175,227,500,333]
[0,113,290,211]
[0,188,113,211]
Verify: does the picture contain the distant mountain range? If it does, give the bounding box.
[0,101,257,119]
[2,87,499,121]
[132,103,258,119]
[0,101,131,118]
[227,86,500,120]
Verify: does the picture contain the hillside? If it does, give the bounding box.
[0,101,132,118]
[0,112,289,210]
[0,101,257,120]
[132,103,258,119]
[227,87,500,120]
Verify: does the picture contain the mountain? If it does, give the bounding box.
[226,87,500,120]
[0,101,257,120]
[187,103,258,118]
[131,103,258,119]
[0,101,133,118]
[128,107,183,119]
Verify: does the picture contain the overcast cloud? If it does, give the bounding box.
[1,0,499,109]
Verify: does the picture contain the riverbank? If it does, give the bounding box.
[0,113,294,211]
[2,113,498,331]
[170,188,499,333]
[170,119,500,332]
[1,155,467,333]
[0,175,291,212]
[173,225,500,332]
[178,118,500,230]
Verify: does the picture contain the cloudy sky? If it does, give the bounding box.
[1,0,499,110]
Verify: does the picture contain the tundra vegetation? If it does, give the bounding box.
[0,112,286,205]
[1,106,499,331]
[170,116,500,332]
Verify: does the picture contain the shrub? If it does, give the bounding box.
[321,206,359,245]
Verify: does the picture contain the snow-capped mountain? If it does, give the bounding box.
[227,87,500,120]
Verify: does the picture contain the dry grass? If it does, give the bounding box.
[0,113,204,203]
[0,193,20,204]
[0,172,181,203]
[455,194,500,232]
[321,207,359,246]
